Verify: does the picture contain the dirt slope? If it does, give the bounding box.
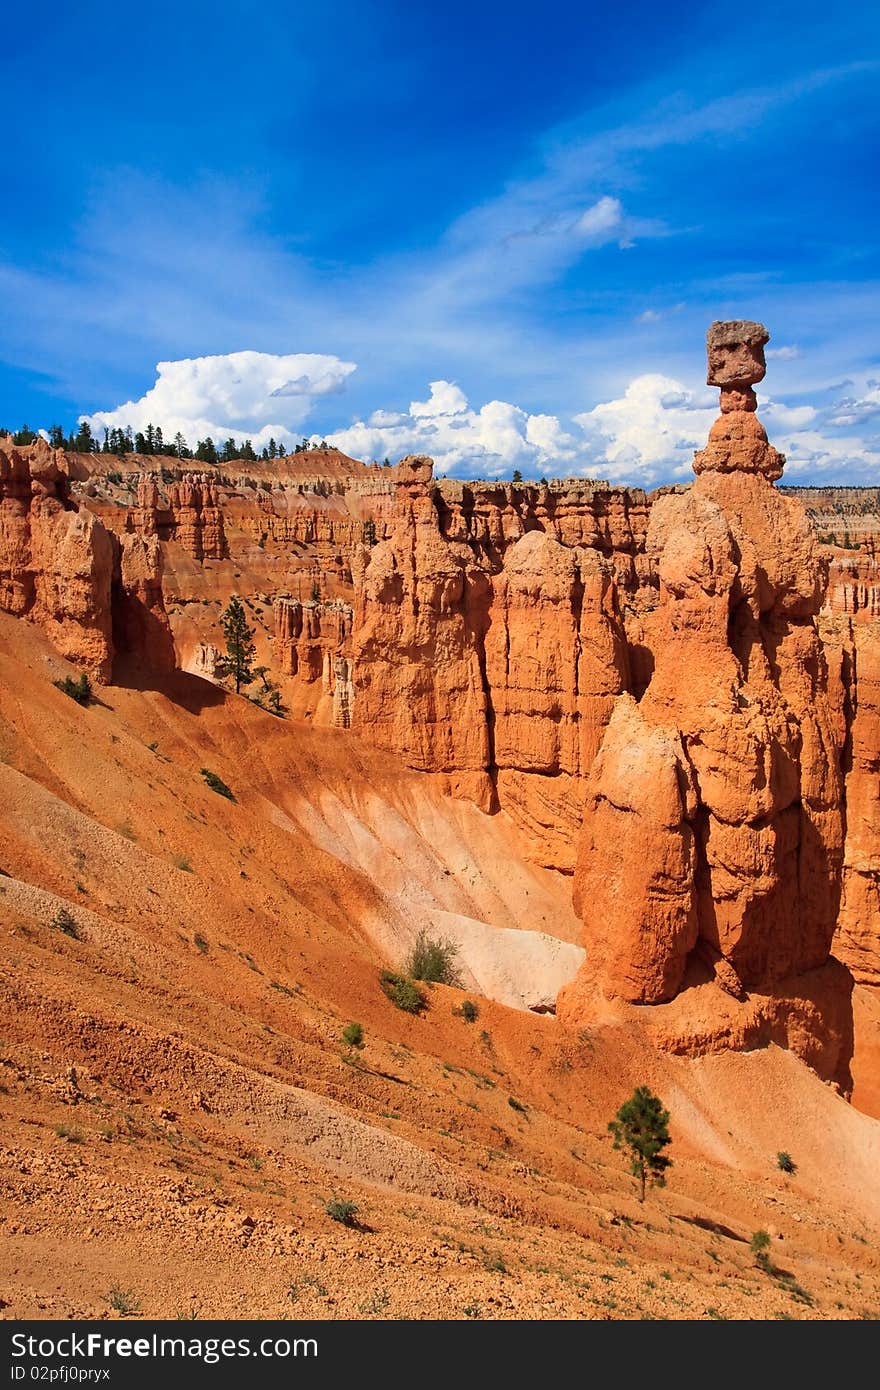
[1,611,879,1321]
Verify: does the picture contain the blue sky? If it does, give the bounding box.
[1,0,878,483]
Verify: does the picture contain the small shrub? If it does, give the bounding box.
[342,1022,364,1049]
[508,1096,527,1115]
[406,930,461,986]
[326,1197,359,1227]
[173,854,193,873]
[482,1250,507,1273]
[53,673,92,706]
[751,1230,772,1272]
[379,970,426,1014]
[50,906,81,940]
[55,1124,83,1143]
[106,1284,141,1316]
[194,933,209,954]
[777,1151,797,1175]
[458,999,479,1023]
[200,768,235,801]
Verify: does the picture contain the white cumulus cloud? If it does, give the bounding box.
[573,374,717,481]
[327,380,588,477]
[83,350,356,449]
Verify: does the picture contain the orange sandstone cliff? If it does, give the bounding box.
[0,435,173,677]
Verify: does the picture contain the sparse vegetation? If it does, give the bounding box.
[777,1150,797,1174]
[457,999,479,1023]
[194,933,209,954]
[200,768,236,801]
[751,1230,772,1272]
[508,1096,528,1115]
[342,1022,364,1049]
[325,1197,359,1227]
[405,930,462,986]
[53,673,92,706]
[50,906,81,940]
[608,1086,672,1202]
[379,969,426,1014]
[173,854,193,873]
[106,1285,141,1316]
[55,1124,83,1143]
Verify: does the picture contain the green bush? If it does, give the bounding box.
[776,1151,797,1174]
[325,1198,359,1227]
[458,999,479,1023]
[379,970,426,1014]
[342,1022,364,1049]
[200,768,235,801]
[54,673,92,706]
[405,930,461,986]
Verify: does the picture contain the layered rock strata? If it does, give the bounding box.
[0,437,171,677]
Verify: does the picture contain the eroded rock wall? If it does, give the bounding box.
[0,437,172,678]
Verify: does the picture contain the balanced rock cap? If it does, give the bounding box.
[706,319,770,389]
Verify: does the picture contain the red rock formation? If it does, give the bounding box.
[348,460,642,847]
[0,438,175,679]
[0,437,115,676]
[113,533,176,672]
[273,596,354,722]
[785,488,880,985]
[352,457,495,809]
[559,322,853,1091]
[163,474,227,560]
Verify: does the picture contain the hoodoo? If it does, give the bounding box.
[559,322,854,1092]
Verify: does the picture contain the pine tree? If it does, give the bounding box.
[73,421,95,453]
[48,424,66,449]
[154,425,164,454]
[173,431,189,459]
[215,596,256,694]
[195,437,218,464]
[608,1087,672,1202]
[512,468,523,484]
